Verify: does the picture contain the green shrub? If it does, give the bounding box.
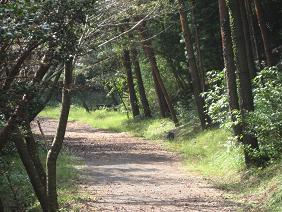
[203,70,229,126]
[249,66,282,159]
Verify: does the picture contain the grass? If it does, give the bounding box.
[41,106,128,132]
[0,146,89,211]
[41,106,175,138]
[40,106,282,211]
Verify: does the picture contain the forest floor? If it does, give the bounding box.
[33,118,245,211]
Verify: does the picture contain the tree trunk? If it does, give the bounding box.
[226,0,264,167]
[244,0,260,64]
[139,23,179,125]
[46,57,73,211]
[112,81,130,118]
[218,0,242,138]
[131,48,152,117]
[240,0,257,78]
[178,0,209,129]
[24,121,46,187]
[189,0,205,91]
[14,132,49,212]
[122,48,140,117]
[0,197,4,212]
[152,68,170,118]
[254,0,273,66]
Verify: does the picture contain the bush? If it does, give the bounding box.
[248,66,282,159]
[203,69,229,126]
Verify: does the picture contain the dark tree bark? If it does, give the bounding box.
[13,132,48,212]
[46,57,73,211]
[140,28,169,118]
[240,0,257,78]
[226,0,265,167]
[0,197,4,212]
[178,0,209,129]
[139,22,179,125]
[189,0,205,91]
[131,48,151,117]
[24,121,46,187]
[254,0,274,66]
[218,0,242,138]
[244,0,260,64]
[122,48,140,117]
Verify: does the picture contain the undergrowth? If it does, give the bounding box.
[40,106,282,211]
[0,146,88,211]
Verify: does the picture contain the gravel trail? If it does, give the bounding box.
[33,118,243,212]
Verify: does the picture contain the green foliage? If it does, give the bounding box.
[204,70,229,125]
[248,66,282,159]
[0,149,85,211]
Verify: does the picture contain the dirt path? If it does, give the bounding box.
[34,118,243,211]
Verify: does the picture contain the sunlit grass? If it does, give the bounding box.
[41,106,128,132]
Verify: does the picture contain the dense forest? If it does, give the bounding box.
[0,0,282,211]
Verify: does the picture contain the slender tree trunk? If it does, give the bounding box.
[139,23,179,125]
[189,0,205,91]
[14,132,49,212]
[122,48,140,117]
[218,0,242,138]
[240,0,257,78]
[254,0,273,66]
[226,0,264,167]
[178,0,209,129]
[0,197,4,212]
[113,81,130,118]
[46,57,73,211]
[131,48,151,117]
[24,121,46,187]
[139,25,169,118]
[244,0,260,64]
[152,68,169,118]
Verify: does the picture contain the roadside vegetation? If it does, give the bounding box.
[41,106,282,211]
[0,146,87,211]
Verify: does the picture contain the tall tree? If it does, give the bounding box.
[254,0,274,66]
[177,0,210,129]
[240,0,256,78]
[218,0,242,138]
[244,0,260,65]
[226,0,264,167]
[46,56,73,211]
[131,48,152,117]
[122,48,140,117]
[139,22,179,125]
[14,131,49,211]
[189,0,205,91]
